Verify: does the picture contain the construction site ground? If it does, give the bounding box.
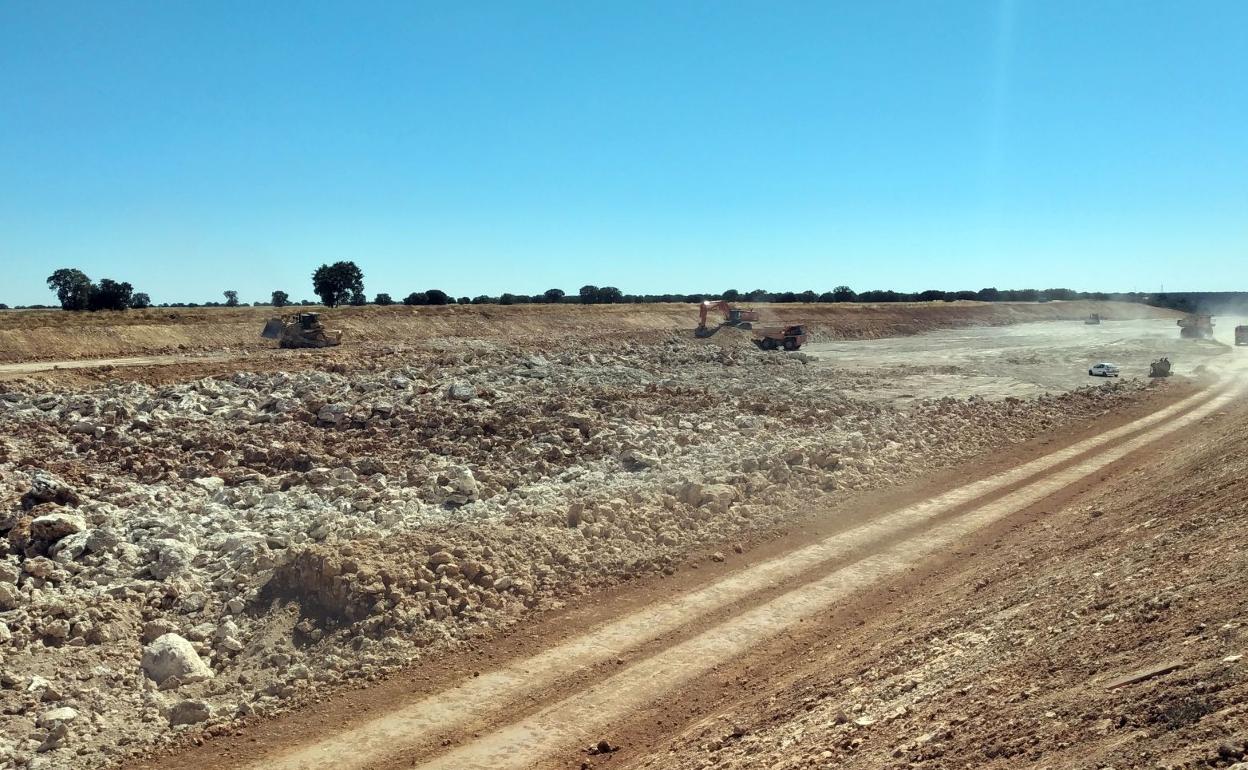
[0,300,1244,770]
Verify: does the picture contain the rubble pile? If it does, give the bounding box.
[0,338,1146,767]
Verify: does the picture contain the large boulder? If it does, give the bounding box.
[141,633,214,685]
[167,699,213,726]
[22,472,79,508]
[30,513,86,542]
[0,582,19,611]
[150,539,198,580]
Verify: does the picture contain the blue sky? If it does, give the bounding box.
[2,1,1245,305]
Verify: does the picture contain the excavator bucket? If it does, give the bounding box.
[260,317,284,340]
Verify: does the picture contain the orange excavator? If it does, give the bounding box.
[696,300,760,336]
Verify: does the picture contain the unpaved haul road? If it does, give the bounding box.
[197,377,1239,770]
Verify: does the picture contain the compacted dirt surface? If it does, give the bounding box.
[0,301,1242,770]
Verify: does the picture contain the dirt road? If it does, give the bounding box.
[135,370,1242,770]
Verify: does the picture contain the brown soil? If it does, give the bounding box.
[0,300,1179,364]
[121,377,1246,770]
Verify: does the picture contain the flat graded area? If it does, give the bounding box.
[0,302,1243,770]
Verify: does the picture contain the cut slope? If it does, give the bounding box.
[0,300,1179,363]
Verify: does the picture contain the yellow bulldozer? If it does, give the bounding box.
[261,312,342,348]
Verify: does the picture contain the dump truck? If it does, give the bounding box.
[754,324,808,351]
[1085,313,1101,324]
[1177,314,1214,340]
[1237,325,1248,346]
[1149,358,1172,377]
[261,312,343,348]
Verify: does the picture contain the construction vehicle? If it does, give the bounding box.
[1149,358,1172,377]
[1177,314,1214,340]
[1085,313,1101,324]
[754,324,809,351]
[260,312,343,348]
[1236,325,1248,346]
[696,300,761,337]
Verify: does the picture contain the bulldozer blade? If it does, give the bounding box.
[260,318,284,340]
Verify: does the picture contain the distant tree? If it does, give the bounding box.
[46,268,93,310]
[349,290,367,306]
[817,292,836,302]
[457,296,471,305]
[403,292,429,306]
[976,287,1001,302]
[300,299,315,306]
[88,279,134,311]
[721,289,740,301]
[917,289,946,302]
[597,286,623,304]
[745,288,770,301]
[831,285,856,302]
[543,288,566,303]
[0,303,9,310]
[311,261,364,307]
[499,293,518,305]
[223,290,239,307]
[424,289,451,305]
[471,295,493,304]
[685,294,705,303]
[798,290,817,303]
[271,290,290,307]
[129,293,152,309]
[952,290,978,301]
[374,293,394,306]
[579,285,600,304]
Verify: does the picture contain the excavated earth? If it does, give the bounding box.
[0,315,1224,770]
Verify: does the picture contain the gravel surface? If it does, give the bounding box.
[0,328,1171,768]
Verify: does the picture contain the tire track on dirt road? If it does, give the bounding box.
[244,379,1236,770]
[411,382,1241,770]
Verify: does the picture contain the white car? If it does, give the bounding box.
[1088,362,1120,377]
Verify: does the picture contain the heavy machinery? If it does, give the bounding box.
[1236,325,1248,346]
[754,324,809,351]
[1177,314,1214,339]
[696,300,760,336]
[1085,313,1102,324]
[1149,358,1172,377]
[261,312,343,348]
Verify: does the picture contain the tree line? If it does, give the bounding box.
[12,260,1223,313]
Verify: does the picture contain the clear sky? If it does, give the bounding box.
[2,1,1246,305]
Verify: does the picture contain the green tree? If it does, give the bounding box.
[424,289,451,305]
[129,293,152,309]
[88,279,134,311]
[403,292,428,305]
[457,296,471,305]
[597,286,623,303]
[223,290,239,307]
[311,261,364,307]
[46,268,93,310]
[579,285,600,304]
[543,288,565,303]
[721,289,741,301]
[271,290,290,307]
[831,286,856,302]
[374,293,394,305]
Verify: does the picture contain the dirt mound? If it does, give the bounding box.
[0,300,1179,364]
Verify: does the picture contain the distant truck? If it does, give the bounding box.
[1085,313,1101,324]
[1237,325,1248,346]
[1177,314,1214,340]
[755,324,809,351]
